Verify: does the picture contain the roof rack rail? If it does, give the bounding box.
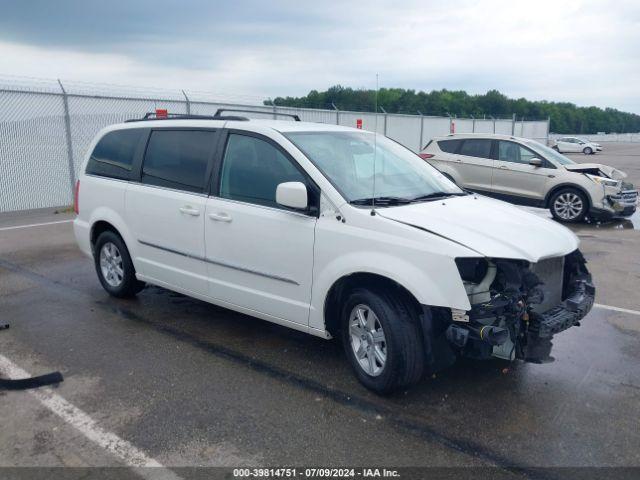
[125,112,249,123]
[214,108,301,121]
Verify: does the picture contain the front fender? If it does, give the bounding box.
[309,250,471,332]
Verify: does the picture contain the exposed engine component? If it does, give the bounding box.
[456,258,497,304]
[448,250,594,364]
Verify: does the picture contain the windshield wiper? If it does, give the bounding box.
[350,192,468,207]
[349,196,413,207]
[409,191,468,202]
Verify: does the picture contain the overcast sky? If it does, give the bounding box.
[1,0,639,112]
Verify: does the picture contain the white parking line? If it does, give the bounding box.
[0,219,74,231]
[595,303,640,317]
[0,354,182,479]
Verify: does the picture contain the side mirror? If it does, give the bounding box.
[276,182,308,210]
[529,158,543,167]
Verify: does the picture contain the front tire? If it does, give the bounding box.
[583,147,593,155]
[549,188,588,223]
[94,231,145,298]
[552,145,560,152]
[341,287,425,394]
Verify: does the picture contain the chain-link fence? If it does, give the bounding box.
[0,77,550,213]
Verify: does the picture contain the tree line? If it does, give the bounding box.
[266,86,640,134]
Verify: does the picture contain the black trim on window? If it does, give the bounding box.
[208,129,229,197]
[212,129,320,217]
[130,129,151,181]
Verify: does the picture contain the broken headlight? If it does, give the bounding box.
[585,174,619,188]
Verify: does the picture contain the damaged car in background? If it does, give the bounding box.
[421,133,638,223]
[75,117,595,394]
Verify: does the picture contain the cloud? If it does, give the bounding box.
[0,0,638,112]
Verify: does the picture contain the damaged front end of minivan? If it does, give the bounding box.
[432,250,594,366]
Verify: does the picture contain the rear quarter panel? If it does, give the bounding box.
[75,175,135,264]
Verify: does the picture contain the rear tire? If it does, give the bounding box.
[549,188,588,223]
[341,287,425,394]
[583,147,593,155]
[94,231,145,298]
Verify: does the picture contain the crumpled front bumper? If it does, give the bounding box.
[443,251,595,365]
[524,263,595,362]
[591,185,638,219]
[607,187,638,212]
[528,275,595,339]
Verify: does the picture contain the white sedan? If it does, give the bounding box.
[553,136,602,155]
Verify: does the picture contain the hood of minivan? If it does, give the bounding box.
[564,163,627,180]
[377,195,578,263]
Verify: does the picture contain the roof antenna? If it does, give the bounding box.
[371,74,379,216]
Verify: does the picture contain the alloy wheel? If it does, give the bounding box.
[553,192,584,221]
[349,304,387,377]
[99,242,124,287]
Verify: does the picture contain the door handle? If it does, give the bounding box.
[454,158,462,163]
[179,206,200,216]
[208,212,232,222]
[498,165,509,169]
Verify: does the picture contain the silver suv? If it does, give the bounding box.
[420,134,637,222]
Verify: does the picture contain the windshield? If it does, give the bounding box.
[524,140,576,166]
[284,131,463,204]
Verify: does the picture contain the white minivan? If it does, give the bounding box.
[74,111,595,394]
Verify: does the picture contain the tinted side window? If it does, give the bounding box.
[498,141,537,165]
[86,129,144,180]
[142,130,216,193]
[219,134,306,208]
[437,139,462,153]
[459,139,492,159]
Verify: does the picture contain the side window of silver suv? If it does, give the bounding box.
[497,140,537,165]
[437,139,462,153]
[459,139,492,159]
